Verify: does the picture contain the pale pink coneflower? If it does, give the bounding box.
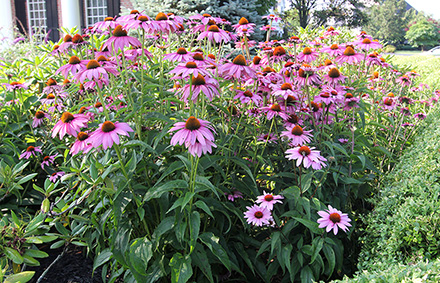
[396,75,412,87]
[232,17,256,34]
[234,90,263,105]
[272,82,300,100]
[261,103,290,120]
[2,81,28,91]
[352,38,382,50]
[49,171,65,183]
[73,60,119,85]
[20,146,42,160]
[335,46,364,64]
[70,132,93,155]
[255,191,284,210]
[164,47,193,63]
[323,27,339,37]
[56,56,87,79]
[281,125,313,146]
[296,47,319,63]
[320,44,345,57]
[317,205,352,235]
[295,64,321,87]
[169,61,212,80]
[102,25,141,54]
[197,25,230,43]
[41,155,57,169]
[89,121,134,150]
[51,112,89,139]
[243,204,272,226]
[285,145,327,170]
[323,67,347,86]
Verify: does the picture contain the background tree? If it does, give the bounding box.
[405,16,440,50]
[364,0,412,45]
[289,0,318,28]
[313,0,368,28]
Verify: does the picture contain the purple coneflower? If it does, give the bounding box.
[41,155,57,169]
[352,38,382,50]
[89,121,133,150]
[33,111,51,128]
[164,47,193,62]
[323,67,347,85]
[56,56,87,79]
[2,81,28,91]
[234,90,263,105]
[169,61,211,79]
[73,59,119,85]
[218,54,256,80]
[255,191,284,210]
[335,46,364,64]
[261,103,289,120]
[396,75,412,87]
[197,25,230,43]
[285,145,327,170]
[176,74,219,103]
[102,25,141,54]
[317,205,352,235]
[232,17,255,34]
[295,64,321,87]
[52,112,88,139]
[225,190,243,202]
[49,171,65,183]
[70,132,93,155]
[297,47,319,63]
[281,125,313,146]
[244,205,271,226]
[20,146,42,160]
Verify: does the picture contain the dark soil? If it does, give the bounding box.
[27,245,103,283]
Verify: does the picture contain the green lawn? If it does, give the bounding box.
[389,54,440,88]
[394,50,422,55]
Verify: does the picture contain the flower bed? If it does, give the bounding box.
[1,11,439,282]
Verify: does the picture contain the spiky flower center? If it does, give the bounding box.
[192,53,204,61]
[77,132,89,141]
[287,114,299,124]
[35,111,45,119]
[302,47,312,55]
[203,13,212,17]
[43,156,50,161]
[233,54,247,66]
[324,59,333,66]
[61,112,75,123]
[343,46,356,56]
[86,60,101,69]
[207,54,215,60]
[72,34,84,43]
[270,104,281,112]
[291,125,304,136]
[185,62,197,69]
[78,106,86,114]
[137,15,149,22]
[362,38,371,44]
[299,146,311,156]
[329,212,341,223]
[243,90,253,97]
[345,93,353,99]
[387,92,394,97]
[68,56,81,64]
[281,83,292,90]
[177,47,187,55]
[273,46,286,56]
[239,17,249,25]
[102,121,116,132]
[130,9,139,14]
[63,79,70,85]
[191,74,206,85]
[155,12,168,21]
[46,94,56,99]
[46,78,57,86]
[384,98,393,106]
[208,25,220,32]
[310,102,320,112]
[264,195,274,201]
[113,25,127,37]
[286,95,297,104]
[321,92,330,98]
[63,35,72,42]
[26,146,35,152]
[94,102,102,108]
[254,211,263,218]
[104,17,114,21]
[330,44,339,50]
[96,55,108,62]
[327,26,335,32]
[185,116,201,130]
[262,66,275,73]
[328,68,340,78]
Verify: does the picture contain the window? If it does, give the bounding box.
[84,0,108,27]
[27,0,47,41]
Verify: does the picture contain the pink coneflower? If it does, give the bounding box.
[262,14,282,22]
[261,103,290,120]
[41,155,57,169]
[190,13,221,25]
[218,54,256,80]
[317,205,352,235]
[281,125,313,145]
[164,47,193,62]
[323,26,339,37]
[49,171,65,183]
[93,16,119,32]
[321,44,345,57]
[396,75,412,87]
[52,112,89,139]
[102,25,141,54]
[149,12,180,34]
[382,97,396,110]
[285,145,327,170]
[335,46,364,64]
[243,204,271,226]
[20,146,42,160]
[169,61,211,79]
[225,190,243,202]
[295,64,321,87]
[43,78,63,94]
[343,93,360,110]
[168,117,216,154]
[366,52,382,66]
[89,121,133,150]
[187,139,217,157]
[73,59,119,85]
[257,133,277,143]
[272,82,298,99]
[197,25,230,43]
[33,111,51,128]
[297,47,319,63]
[2,81,28,91]
[70,132,93,155]
[234,90,263,105]
[124,14,153,32]
[255,191,284,210]
[56,56,87,79]
[338,138,349,144]
[176,74,219,103]
[414,112,426,120]
[352,38,382,50]
[271,46,288,63]
[323,67,347,85]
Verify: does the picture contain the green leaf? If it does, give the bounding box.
[199,232,231,271]
[144,180,187,202]
[55,222,70,236]
[194,200,214,218]
[170,253,193,283]
[93,249,112,272]
[322,245,335,277]
[191,245,214,282]
[233,242,255,276]
[4,271,35,283]
[310,237,324,264]
[293,217,320,234]
[17,173,37,184]
[128,238,152,276]
[50,240,66,249]
[90,162,98,180]
[24,249,48,258]
[189,211,200,254]
[300,266,315,283]
[23,255,40,266]
[4,247,24,264]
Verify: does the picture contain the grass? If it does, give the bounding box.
[389,54,440,89]
[394,50,422,55]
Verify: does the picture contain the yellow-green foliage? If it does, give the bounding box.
[390,55,440,88]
